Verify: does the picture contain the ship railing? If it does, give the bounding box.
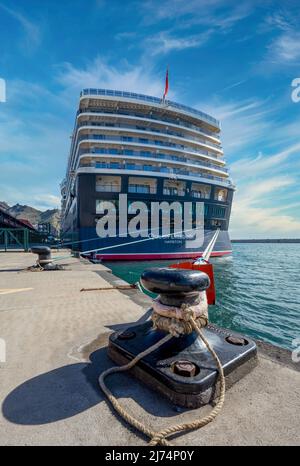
[128,185,157,194]
[163,188,186,196]
[78,148,228,172]
[191,191,211,199]
[76,121,222,148]
[79,162,232,185]
[80,88,219,127]
[77,109,220,139]
[96,184,121,192]
[76,134,221,156]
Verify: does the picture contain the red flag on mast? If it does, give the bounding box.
[163,68,169,101]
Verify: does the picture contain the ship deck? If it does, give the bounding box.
[0,251,299,445]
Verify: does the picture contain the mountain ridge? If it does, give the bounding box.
[0,201,61,235]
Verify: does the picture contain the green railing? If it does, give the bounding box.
[0,228,29,251]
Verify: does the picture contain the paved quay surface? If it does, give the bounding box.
[0,251,299,446]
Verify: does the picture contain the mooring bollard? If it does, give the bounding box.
[140,267,210,307]
[141,267,210,336]
[31,246,53,269]
[107,266,257,411]
[101,265,258,445]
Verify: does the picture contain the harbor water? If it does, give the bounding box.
[106,243,300,350]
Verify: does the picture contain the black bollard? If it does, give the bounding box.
[140,267,210,307]
[31,246,54,269]
[108,267,257,408]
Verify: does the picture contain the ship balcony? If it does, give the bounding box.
[77,161,233,186]
[79,88,220,130]
[163,179,186,196]
[76,148,227,175]
[128,177,157,194]
[77,110,221,144]
[96,175,121,192]
[96,183,121,192]
[75,137,223,163]
[191,182,211,199]
[75,125,223,155]
[214,187,228,202]
[163,188,186,196]
[128,185,157,194]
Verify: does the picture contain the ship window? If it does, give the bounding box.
[125,163,136,170]
[191,183,211,199]
[214,188,227,201]
[143,165,154,171]
[128,184,150,194]
[109,162,120,169]
[96,176,121,193]
[211,206,226,218]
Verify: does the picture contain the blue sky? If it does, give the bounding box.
[0,0,300,238]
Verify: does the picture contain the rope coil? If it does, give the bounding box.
[99,300,225,446]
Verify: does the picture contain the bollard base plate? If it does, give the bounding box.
[108,321,257,409]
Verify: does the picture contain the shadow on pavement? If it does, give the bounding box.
[2,346,179,425]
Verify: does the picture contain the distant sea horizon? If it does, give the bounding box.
[231,238,300,243]
[106,242,300,350]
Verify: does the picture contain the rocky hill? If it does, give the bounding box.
[0,202,61,235]
[0,201,10,210]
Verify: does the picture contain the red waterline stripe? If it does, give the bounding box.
[93,250,232,261]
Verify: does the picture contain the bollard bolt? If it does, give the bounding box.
[226,335,248,346]
[117,330,136,340]
[173,360,198,377]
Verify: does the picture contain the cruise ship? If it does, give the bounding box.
[61,88,234,260]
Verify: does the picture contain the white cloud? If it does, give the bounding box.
[200,92,300,237]
[230,182,300,238]
[0,79,70,210]
[268,31,300,64]
[0,61,178,211]
[0,3,41,51]
[0,184,60,211]
[142,0,252,29]
[139,1,253,57]
[145,30,212,56]
[57,57,171,98]
[33,194,61,210]
[200,98,275,153]
[230,142,300,179]
[229,147,300,238]
[260,10,300,67]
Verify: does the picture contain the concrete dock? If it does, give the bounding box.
[0,251,299,446]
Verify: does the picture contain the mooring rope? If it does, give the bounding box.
[99,304,225,446]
